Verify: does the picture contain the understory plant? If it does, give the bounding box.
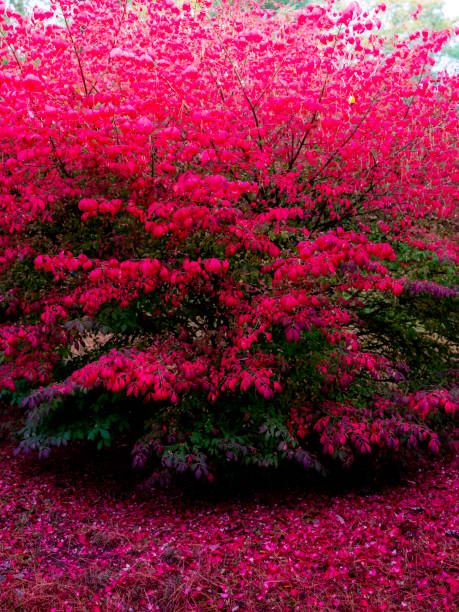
[0,0,457,481]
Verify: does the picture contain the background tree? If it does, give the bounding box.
[5,0,26,14]
[379,0,451,33]
[363,0,459,59]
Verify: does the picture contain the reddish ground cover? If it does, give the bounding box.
[0,440,457,612]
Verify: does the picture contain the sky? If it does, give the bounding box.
[443,0,459,19]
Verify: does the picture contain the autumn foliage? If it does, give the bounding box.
[0,0,457,481]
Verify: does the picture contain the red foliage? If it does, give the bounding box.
[0,0,457,472]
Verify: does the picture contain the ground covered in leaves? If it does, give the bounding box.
[0,439,457,612]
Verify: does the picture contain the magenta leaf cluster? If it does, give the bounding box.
[0,0,457,480]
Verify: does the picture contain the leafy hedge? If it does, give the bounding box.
[0,0,457,481]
